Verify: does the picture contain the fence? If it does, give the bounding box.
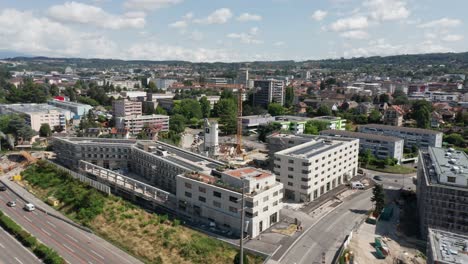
[44,159,111,195]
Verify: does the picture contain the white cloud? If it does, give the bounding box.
[443,34,463,42]
[418,18,462,28]
[48,1,145,29]
[227,27,262,44]
[339,30,369,39]
[311,10,327,21]
[273,41,285,46]
[182,12,194,20]
[237,13,262,22]
[363,0,410,21]
[329,16,368,31]
[123,0,183,10]
[169,20,187,29]
[194,8,232,25]
[126,42,232,61]
[189,30,204,41]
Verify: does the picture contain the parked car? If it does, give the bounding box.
[373,175,382,181]
[7,201,16,207]
[357,168,364,174]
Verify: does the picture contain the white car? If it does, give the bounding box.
[24,203,35,212]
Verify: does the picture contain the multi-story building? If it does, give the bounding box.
[383,105,404,127]
[359,124,443,149]
[311,116,347,130]
[417,147,468,238]
[427,228,468,264]
[237,69,249,87]
[152,78,177,91]
[177,167,283,238]
[0,103,71,131]
[48,100,93,118]
[320,130,404,163]
[112,99,143,118]
[253,79,285,107]
[271,134,359,202]
[52,137,283,238]
[115,114,169,135]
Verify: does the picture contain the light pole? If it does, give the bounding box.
[239,178,246,264]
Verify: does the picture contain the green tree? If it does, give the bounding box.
[359,149,373,168]
[368,109,382,123]
[412,100,432,128]
[392,89,409,105]
[285,86,294,107]
[169,114,187,134]
[154,106,167,115]
[215,99,237,135]
[371,184,385,215]
[319,81,325,90]
[258,123,282,142]
[444,133,465,146]
[379,94,390,103]
[304,120,329,135]
[199,96,211,118]
[268,103,285,116]
[175,99,203,120]
[316,105,332,116]
[39,123,52,137]
[147,81,158,93]
[49,84,59,96]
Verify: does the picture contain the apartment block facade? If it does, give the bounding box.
[253,79,285,107]
[359,124,443,149]
[320,130,404,163]
[0,103,71,131]
[115,114,169,135]
[417,147,468,238]
[48,100,93,118]
[112,99,142,117]
[272,135,359,202]
[311,116,346,130]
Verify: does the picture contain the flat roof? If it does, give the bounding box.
[427,147,468,187]
[312,116,343,121]
[49,100,92,107]
[359,124,442,135]
[278,139,344,159]
[320,129,403,143]
[429,228,468,264]
[1,103,71,114]
[224,167,273,180]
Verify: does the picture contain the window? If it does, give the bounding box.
[288,159,294,164]
[229,196,238,203]
[288,175,293,179]
[447,176,456,183]
[302,162,311,166]
[273,201,278,206]
[198,196,206,202]
[213,201,221,208]
[288,182,293,186]
[245,201,253,208]
[229,206,238,213]
[263,206,268,212]
[288,167,294,171]
[184,183,192,189]
[263,196,269,202]
[213,191,221,198]
[199,187,206,193]
[185,192,192,198]
[273,191,278,197]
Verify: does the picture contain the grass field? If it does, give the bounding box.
[366,164,416,174]
[21,161,263,264]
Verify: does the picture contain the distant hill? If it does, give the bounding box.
[0,50,33,59]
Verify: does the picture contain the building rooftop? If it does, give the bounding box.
[428,228,468,264]
[360,124,442,135]
[49,100,92,107]
[320,129,403,143]
[277,138,345,159]
[274,115,312,122]
[312,116,344,121]
[0,103,71,114]
[224,167,273,180]
[426,147,468,187]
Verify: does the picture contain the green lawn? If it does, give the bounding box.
[366,164,416,174]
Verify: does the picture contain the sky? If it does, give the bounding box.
[0,0,467,62]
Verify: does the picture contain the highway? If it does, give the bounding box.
[279,190,373,264]
[0,186,142,264]
[0,226,41,264]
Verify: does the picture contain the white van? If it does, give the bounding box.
[351,182,365,189]
[24,203,35,212]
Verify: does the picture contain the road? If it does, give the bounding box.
[0,226,41,264]
[364,169,416,190]
[0,186,142,264]
[279,190,373,264]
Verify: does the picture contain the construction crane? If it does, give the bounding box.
[236,85,244,154]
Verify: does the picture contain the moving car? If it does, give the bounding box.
[7,201,16,207]
[0,185,6,191]
[24,203,35,212]
[373,175,382,181]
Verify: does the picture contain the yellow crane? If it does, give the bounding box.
[236,86,244,155]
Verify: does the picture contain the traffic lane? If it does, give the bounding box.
[281,191,372,264]
[0,191,92,264]
[0,228,41,264]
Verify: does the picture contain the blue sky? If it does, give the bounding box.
[0,0,466,62]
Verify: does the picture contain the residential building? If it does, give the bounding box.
[241,115,276,134]
[274,115,313,134]
[0,103,71,131]
[383,105,404,126]
[320,130,404,163]
[272,134,359,202]
[153,78,177,91]
[357,102,374,115]
[358,124,443,149]
[115,114,169,135]
[311,116,347,130]
[416,147,468,238]
[206,77,230,85]
[176,167,283,238]
[427,228,468,264]
[253,79,285,107]
[48,99,93,118]
[112,99,142,117]
[237,69,249,87]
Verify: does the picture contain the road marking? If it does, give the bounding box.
[66,234,78,243]
[90,250,105,260]
[46,221,56,228]
[0,242,5,249]
[41,228,51,236]
[14,257,24,264]
[32,211,38,216]
[63,244,75,253]
[23,215,32,222]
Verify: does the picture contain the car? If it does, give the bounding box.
[373,175,382,181]
[24,203,35,212]
[357,168,364,174]
[0,185,6,191]
[7,201,16,207]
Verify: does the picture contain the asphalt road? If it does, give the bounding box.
[0,227,41,264]
[364,169,416,190]
[0,188,142,264]
[280,190,373,264]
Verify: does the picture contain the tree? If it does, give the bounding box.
[199,96,211,118]
[316,105,332,116]
[379,94,390,103]
[371,184,385,215]
[175,99,203,120]
[368,109,382,123]
[154,106,167,115]
[392,89,409,105]
[359,149,373,168]
[169,114,186,134]
[49,84,59,96]
[304,120,329,135]
[319,81,325,90]
[39,123,52,137]
[412,100,432,128]
[258,123,282,142]
[147,81,158,93]
[285,86,294,107]
[215,99,237,135]
[445,133,465,146]
[268,103,285,116]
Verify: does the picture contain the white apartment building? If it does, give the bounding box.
[112,99,142,117]
[115,114,169,135]
[48,100,93,118]
[176,167,283,238]
[273,136,359,202]
[152,78,177,91]
[0,103,71,131]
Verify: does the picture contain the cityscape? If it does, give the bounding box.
[0,1,468,264]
